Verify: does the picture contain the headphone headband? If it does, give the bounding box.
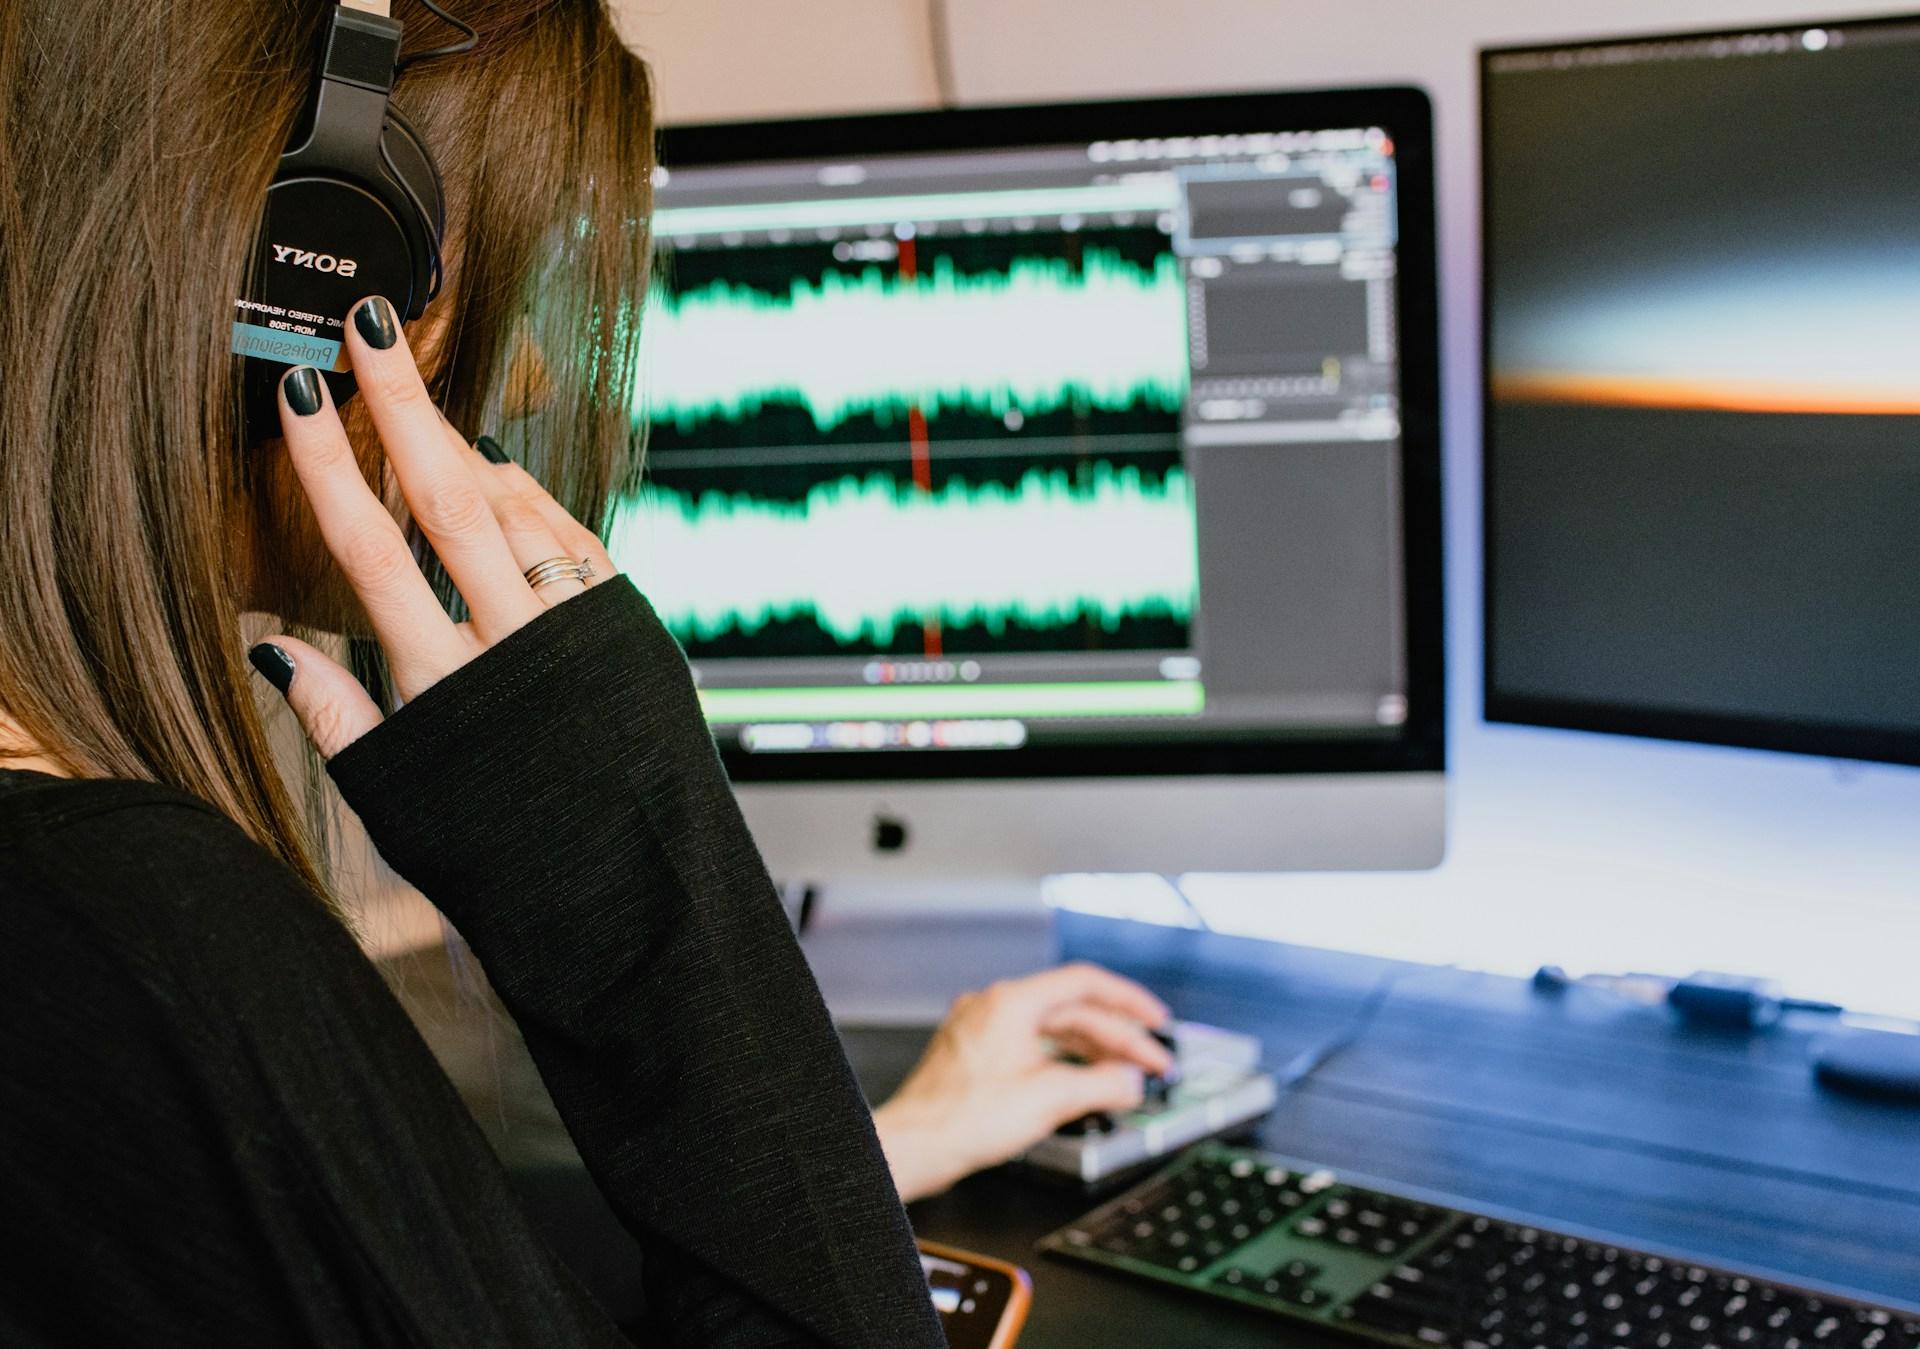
[234,0,449,438]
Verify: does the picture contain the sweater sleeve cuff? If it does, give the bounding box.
[324,576,697,929]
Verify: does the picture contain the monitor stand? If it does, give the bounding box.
[794,882,1061,1025]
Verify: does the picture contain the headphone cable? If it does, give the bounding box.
[397,0,478,70]
[383,0,468,296]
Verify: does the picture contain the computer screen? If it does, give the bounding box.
[1483,17,1920,767]
[611,89,1441,783]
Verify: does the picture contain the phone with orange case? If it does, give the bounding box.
[918,1239,1033,1349]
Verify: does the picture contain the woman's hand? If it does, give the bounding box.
[871,963,1174,1204]
[248,296,615,757]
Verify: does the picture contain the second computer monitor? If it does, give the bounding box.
[1483,17,1920,768]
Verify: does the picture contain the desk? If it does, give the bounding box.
[863,913,1920,1348]
[410,912,1920,1343]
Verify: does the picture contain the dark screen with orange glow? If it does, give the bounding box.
[1484,20,1920,763]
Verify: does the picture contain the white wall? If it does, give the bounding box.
[612,0,1920,1016]
[613,0,942,122]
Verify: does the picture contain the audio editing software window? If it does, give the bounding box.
[610,126,1408,754]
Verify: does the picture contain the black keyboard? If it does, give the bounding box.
[1040,1142,1920,1348]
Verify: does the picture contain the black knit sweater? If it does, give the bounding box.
[0,577,945,1348]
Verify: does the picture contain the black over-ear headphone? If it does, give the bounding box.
[238,0,452,438]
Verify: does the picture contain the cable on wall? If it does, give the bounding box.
[927,0,959,107]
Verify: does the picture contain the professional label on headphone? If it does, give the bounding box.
[231,295,350,373]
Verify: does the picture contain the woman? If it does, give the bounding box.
[0,1,1167,1344]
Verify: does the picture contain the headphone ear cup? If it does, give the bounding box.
[241,175,419,438]
[381,104,446,317]
[382,105,445,227]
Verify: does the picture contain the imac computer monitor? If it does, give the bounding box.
[609,88,1445,880]
[1483,17,1920,768]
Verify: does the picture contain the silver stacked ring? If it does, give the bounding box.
[523,556,596,591]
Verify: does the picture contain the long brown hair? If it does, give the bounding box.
[0,0,654,903]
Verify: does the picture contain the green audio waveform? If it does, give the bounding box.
[636,249,1190,432]
[607,463,1199,647]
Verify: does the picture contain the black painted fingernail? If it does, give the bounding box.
[475,435,510,465]
[283,367,324,417]
[354,296,398,349]
[247,643,295,694]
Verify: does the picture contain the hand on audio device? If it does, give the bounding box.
[872,962,1174,1204]
[247,296,616,756]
